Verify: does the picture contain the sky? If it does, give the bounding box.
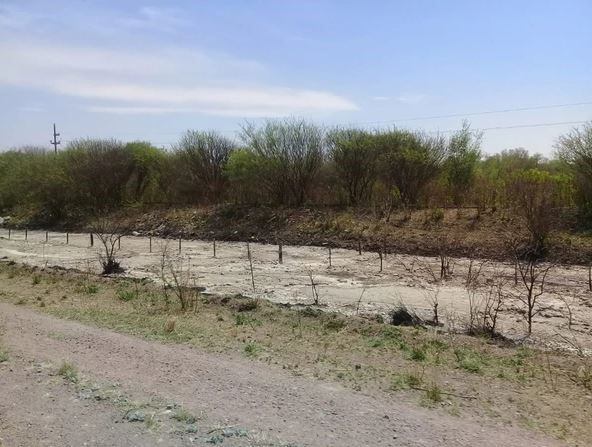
[0,0,591,155]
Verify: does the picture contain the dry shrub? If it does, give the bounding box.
[164,317,176,333]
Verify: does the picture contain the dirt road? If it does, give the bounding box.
[0,302,564,446]
[1,229,591,349]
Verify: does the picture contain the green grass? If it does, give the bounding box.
[425,383,443,403]
[0,349,9,363]
[84,284,99,294]
[171,407,197,424]
[391,371,422,390]
[244,341,261,357]
[117,288,137,302]
[58,361,78,383]
[454,347,488,374]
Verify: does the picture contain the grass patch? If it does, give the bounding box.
[83,283,99,294]
[425,383,443,403]
[244,341,261,357]
[171,407,197,424]
[454,347,487,374]
[0,349,9,363]
[117,288,137,302]
[58,361,78,383]
[391,371,422,390]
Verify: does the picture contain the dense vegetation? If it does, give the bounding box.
[0,120,590,238]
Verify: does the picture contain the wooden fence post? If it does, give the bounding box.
[278,242,283,264]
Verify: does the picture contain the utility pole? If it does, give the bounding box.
[50,123,61,153]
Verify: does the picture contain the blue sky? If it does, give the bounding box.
[1,0,590,154]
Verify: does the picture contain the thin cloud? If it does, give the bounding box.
[17,105,44,113]
[118,6,188,32]
[0,4,32,28]
[396,94,427,105]
[0,39,356,117]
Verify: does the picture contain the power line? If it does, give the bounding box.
[424,120,589,135]
[357,100,592,126]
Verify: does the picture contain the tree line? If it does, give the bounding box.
[0,119,590,232]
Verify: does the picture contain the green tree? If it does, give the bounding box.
[327,128,379,206]
[176,131,235,203]
[241,118,324,206]
[375,129,448,207]
[556,122,592,222]
[446,122,482,206]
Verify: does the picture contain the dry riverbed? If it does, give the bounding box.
[1,229,591,350]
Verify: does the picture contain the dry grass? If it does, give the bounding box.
[0,261,590,445]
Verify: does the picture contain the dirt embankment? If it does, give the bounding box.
[4,205,592,264]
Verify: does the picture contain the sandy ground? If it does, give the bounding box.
[0,302,566,447]
[0,229,591,349]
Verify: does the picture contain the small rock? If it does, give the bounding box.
[125,410,145,422]
[205,434,224,444]
[186,423,198,434]
[222,427,248,438]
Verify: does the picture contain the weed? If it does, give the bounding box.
[0,349,8,363]
[235,314,261,327]
[84,284,99,294]
[455,348,486,374]
[409,346,427,362]
[32,275,41,285]
[237,299,259,312]
[244,342,261,357]
[117,288,137,302]
[425,383,443,403]
[324,317,346,332]
[391,372,422,390]
[58,361,78,383]
[171,407,197,424]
